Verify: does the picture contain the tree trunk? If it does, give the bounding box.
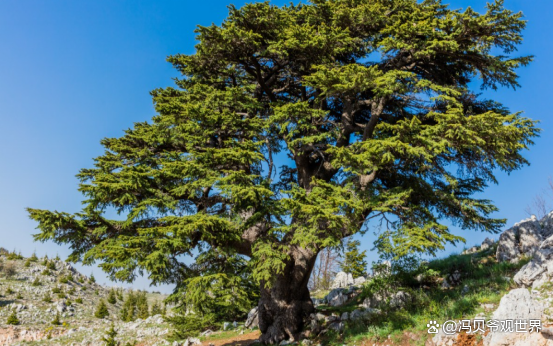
[258,246,317,344]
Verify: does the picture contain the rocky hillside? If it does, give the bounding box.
[0,251,170,346]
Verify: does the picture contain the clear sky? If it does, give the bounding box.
[1,0,552,293]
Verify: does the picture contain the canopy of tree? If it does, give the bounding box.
[28,0,538,342]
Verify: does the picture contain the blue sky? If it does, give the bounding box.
[0,0,551,293]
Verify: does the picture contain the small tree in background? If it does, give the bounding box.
[102,323,118,346]
[151,301,162,316]
[89,273,96,284]
[340,240,368,279]
[95,299,109,319]
[107,289,117,305]
[7,310,20,325]
[136,291,149,320]
[51,311,61,325]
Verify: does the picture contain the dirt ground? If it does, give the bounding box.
[207,330,261,346]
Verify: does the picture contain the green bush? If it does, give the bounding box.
[102,323,118,346]
[75,297,83,304]
[51,311,61,325]
[107,289,117,304]
[46,261,56,271]
[7,311,20,325]
[95,299,109,319]
[59,276,69,284]
[31,277,41,286]
[16,292,23,299]
[43,293,53,303]
[6,287,14,294]
[89,273,96,283]
[41,269,51,276]
[52,286,61,294]
[24,259,31,268]
[29,252,38,262]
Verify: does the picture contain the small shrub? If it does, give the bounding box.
[59,276,69,284]
[52,286,61,294]
[75,297,83,304]
[67,274,74,281]
[42,269,50,276]
[54,254,60,261]
[31,277,41,286]
[95,289,99,295]
[107,289,117,304]
[43,293,53,303]
[102,323,118,346]
[24,259,31,268]
[51,311,61,325]
[29,252,38,262]
[4,262,17,278]
[6,287,14,294]
[95,299,109,319]
[7,251,23,260]
[57,292,67,299]
[89,273,96,283]
[151,301,162,316]
[16,292,23,299]
[41,256,48,266]
[47,261,56,271]
[78,277,85,284]
[7,310,20,325]
[68,286,76,295]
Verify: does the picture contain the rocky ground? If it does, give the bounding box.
[0,253,170,346]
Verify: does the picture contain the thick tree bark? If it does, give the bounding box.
[258,246,317,344]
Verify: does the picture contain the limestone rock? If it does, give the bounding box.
[244,307,259,328]
[330,272,354,289]
[514,247,553,288]
[483,288,544,346]
[496,216,542,262]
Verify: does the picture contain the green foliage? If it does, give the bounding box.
[120,290,149,321]
[41,256,48,265]
[75,297,83,304]
[52,286,61,294]
[27,0,539,339]
[42,293,53,303]
[89,273,96,283]
[46,261,56,271]
[102,323,118,346]
[7,251,23,261]
[59,276,69,284]
[107,289,117,304]
[95,299,109,319]
[151,301,162,316]
[31,276,42,287]
[41,269,50,276]
[167,250,258,336]
[7,310,20,325]
[29,252,38,262]
[340,239,368,278]
[51,311,61,326]
[24,259,31,268]
[16,292,23,299]
[5,287,14,295]
[68,286,76,295]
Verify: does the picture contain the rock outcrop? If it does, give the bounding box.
[496,213,553,263]
[483,288,550,346]
[330,272,354,289]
